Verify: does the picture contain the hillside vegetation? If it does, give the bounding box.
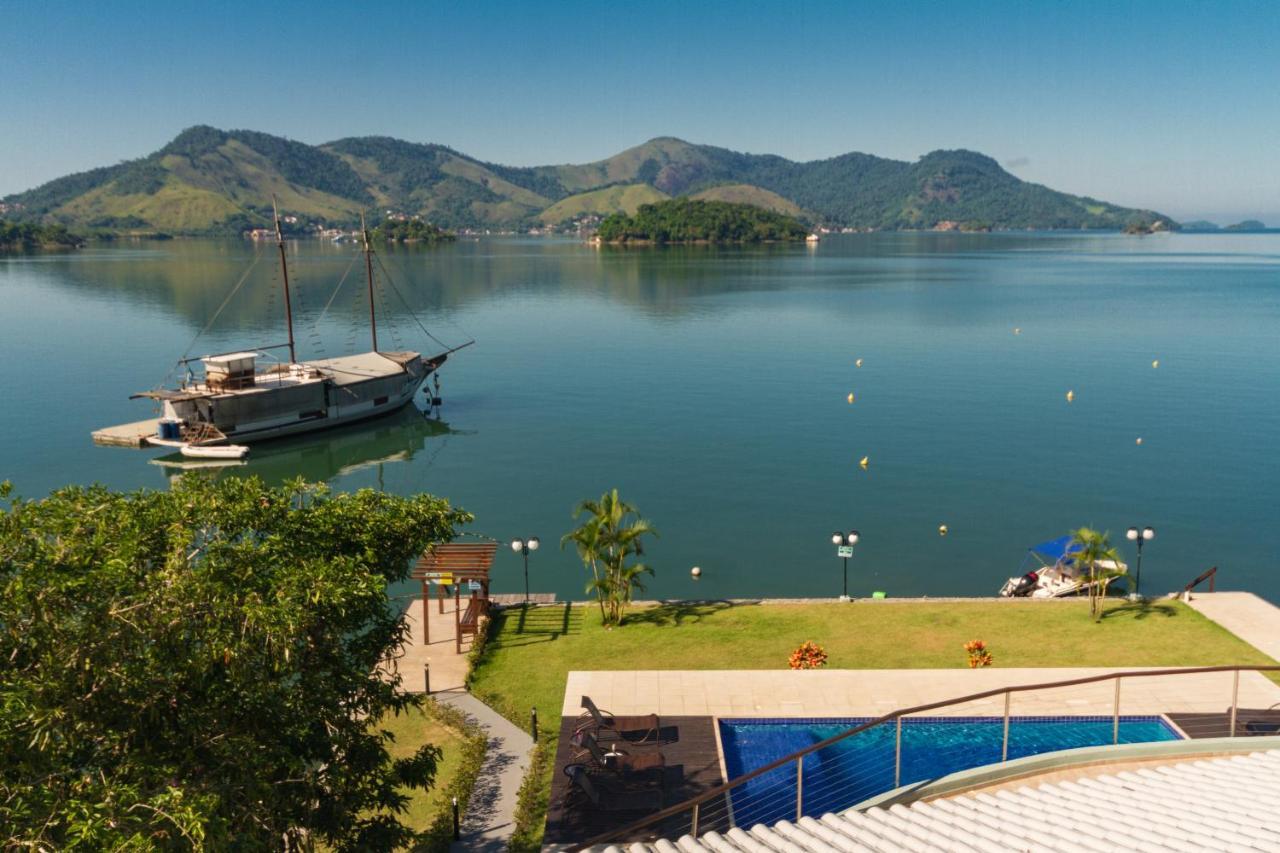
[595,198,809,244]
[3,126,1174,234]
[0,219,81,250]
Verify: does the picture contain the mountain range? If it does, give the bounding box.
[3,126,1172,234]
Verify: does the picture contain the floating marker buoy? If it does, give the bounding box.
[855,359,863,368]
[847,392,855,404]
[1152,359,1160,369]
[1136,437,1143,445]
[939,524,948,536]
[1014,327,1021,335]
[691,566,702,578]
[1066,390,1074,403]
[859,456,869,470]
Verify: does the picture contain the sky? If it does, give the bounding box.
[2,0,1277,223]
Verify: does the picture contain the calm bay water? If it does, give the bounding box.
[1,233,1277,602]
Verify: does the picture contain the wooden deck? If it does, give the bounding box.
[92,418,160,447]
[491,593,557,607]
[545,715,727,846]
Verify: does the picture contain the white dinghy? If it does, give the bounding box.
[180,444,250,460]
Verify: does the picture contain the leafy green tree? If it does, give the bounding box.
[0,476,471,850]
[1069,526,1125,620]
[562,490,657,626]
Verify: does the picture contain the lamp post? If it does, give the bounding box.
[510,536,539,603]
[1125,526,1155,599]
[830,530,860,601]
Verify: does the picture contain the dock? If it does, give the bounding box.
[92,418,160,448]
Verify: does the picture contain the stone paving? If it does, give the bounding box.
[1185,591,1280,662]
[385,591,473,694]
[563,667,1280,719]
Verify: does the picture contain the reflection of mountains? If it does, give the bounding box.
[152,407,463,485]
[32,233,1084,328]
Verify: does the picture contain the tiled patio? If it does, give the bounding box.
[564,667,1280,718]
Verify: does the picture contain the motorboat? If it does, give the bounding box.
[1000,535,1127,598]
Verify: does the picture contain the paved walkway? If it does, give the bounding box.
[1184,591,1280,662]
[386,591,473,693]
[564,667,1280,719]
[439,690,534,853]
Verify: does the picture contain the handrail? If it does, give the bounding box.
[571,663,1280,850]
[1185,565,1218,593]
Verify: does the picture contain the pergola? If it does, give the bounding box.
[411,541,496,653]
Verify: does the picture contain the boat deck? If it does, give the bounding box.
[92,418,160,447]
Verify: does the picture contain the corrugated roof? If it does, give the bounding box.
[593,750,1280,852]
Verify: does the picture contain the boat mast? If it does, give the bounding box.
[361,212,378,352]
[272,196,297,364]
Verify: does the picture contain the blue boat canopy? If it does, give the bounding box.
[1029,535,1082,564]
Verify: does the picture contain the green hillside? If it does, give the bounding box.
[537,183,668,224]
[3,127,1174,234]
[689,184,805,217]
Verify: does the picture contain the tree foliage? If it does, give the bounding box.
[1069,526,1125,620]
[561,489,657,626]
[596,199,808,244]
[0,218,82,250]
[371,218,455,244]
[0,476,471,850]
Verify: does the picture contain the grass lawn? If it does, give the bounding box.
[468,597,1277,848]
[380,705,466,835]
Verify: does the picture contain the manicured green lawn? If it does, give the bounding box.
[380,705,466,835]
[468,598,1276,848]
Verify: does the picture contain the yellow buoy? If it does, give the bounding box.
[1136,437,1143,445]
[847,392,855,404]
[859,456,869,470]
[1066,390,1074,403]
[1152,359,1159,369]
[855,358,863,368]
[939,524,948,536]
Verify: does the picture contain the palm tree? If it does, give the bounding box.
[562,489,657,626]
[1070,526,1124,620]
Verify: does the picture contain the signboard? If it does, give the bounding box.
[837,546,854,558]
[422,572,453,585]
[467,580,482,591]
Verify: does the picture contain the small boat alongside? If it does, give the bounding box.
[180,443,249,460]
[999,534,1127,598]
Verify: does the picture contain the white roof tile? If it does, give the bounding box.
[588,750,1280,852]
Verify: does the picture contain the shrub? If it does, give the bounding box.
[789,641,828,669]
[964,639,994,668]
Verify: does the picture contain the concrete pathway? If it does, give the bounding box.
[385,591,473,693]
[439,690,534,853]
[1185,591,1280,661]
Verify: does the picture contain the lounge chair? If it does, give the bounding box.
[564,763,663,812]
[578,695,660,743]
[572,728,666,772]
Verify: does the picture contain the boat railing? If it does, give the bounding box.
[1185,565,1218,594]
[570,664,1280,850]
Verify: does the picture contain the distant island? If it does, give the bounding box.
[1182,220,1220,230]
[371,218,455,244]
[1225,219,1267,231]
[595,199,809,244]
[1,125,1175,236]
[0,219,81,251]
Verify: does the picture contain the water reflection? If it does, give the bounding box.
[150,407,461,487]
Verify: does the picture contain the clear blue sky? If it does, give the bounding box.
[3,0,1277,222]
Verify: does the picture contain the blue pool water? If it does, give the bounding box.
[718,716,1182,826]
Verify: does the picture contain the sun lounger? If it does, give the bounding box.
[578,695,661,743]
[564,763,664,812]
[572,728,666,773]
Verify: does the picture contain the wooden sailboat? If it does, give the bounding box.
[112,202,469,450]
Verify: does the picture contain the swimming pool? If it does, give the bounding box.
[718,716,1182,827]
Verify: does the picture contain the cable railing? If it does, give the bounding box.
[570,664,1280,850]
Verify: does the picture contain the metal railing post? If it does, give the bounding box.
[894,717,903,787]
[1001,691,1011,762]
[690,802,700,838]
[1230,669,1240,737]
[795,756,803,820]
[1113,677,1121,744]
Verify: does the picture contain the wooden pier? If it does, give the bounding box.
[92,418,161,448]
